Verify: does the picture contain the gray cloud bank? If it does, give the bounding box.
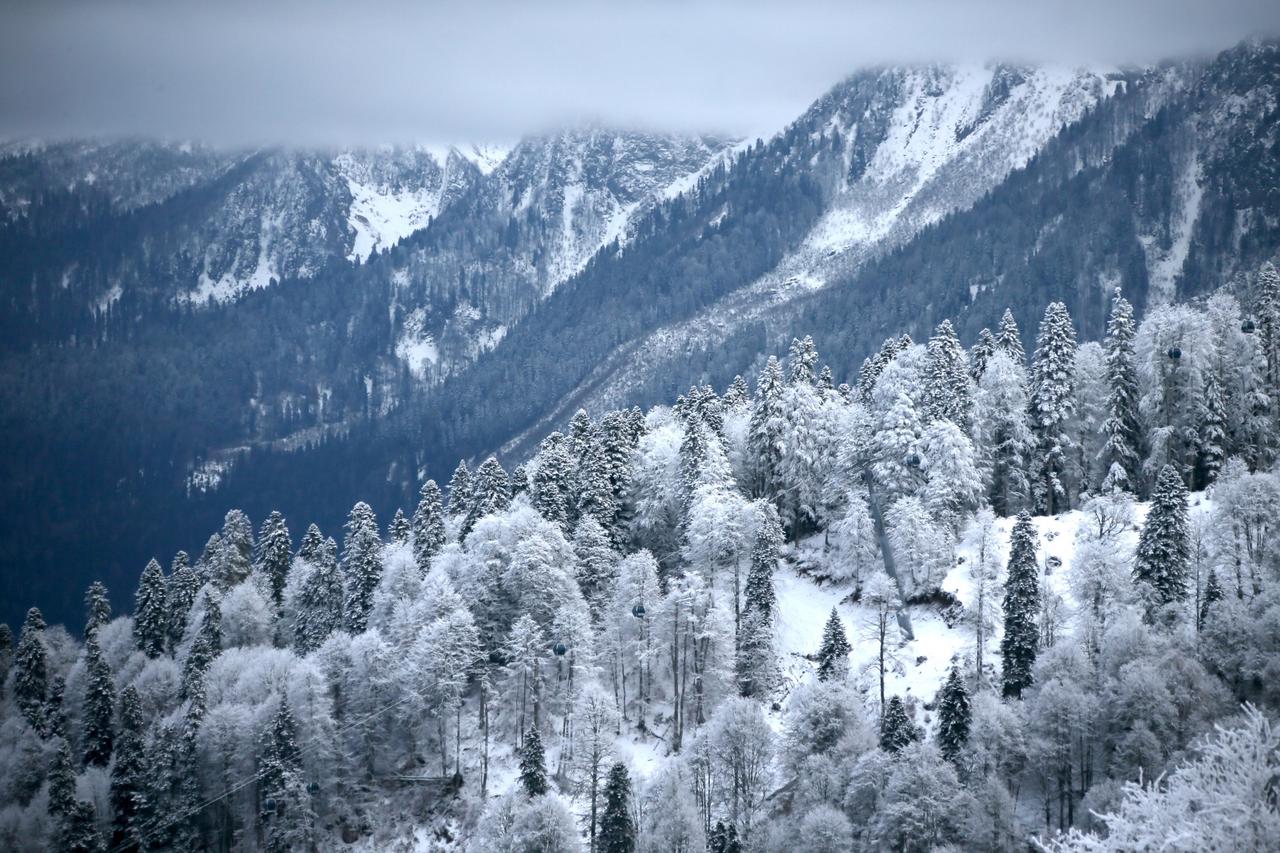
[1,0,1277,146]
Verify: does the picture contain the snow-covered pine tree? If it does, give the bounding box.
[386,507,409,544]
[256,511,293,610]
[46,673,68,740]
[296,532,344,653]
[82,630,115,767]
[1258,260,1280,388]
[341,501,382,632]
[970,327,997,382]
[165,553,199,652]
[519,725,549,797]
[446,460,473,518]
[789,335,819,385]
[1030,302,1078,514]
[1000,512,1040,698]
[708,821,742,853]
[411,479,447,573]
[511,464,529,496]
[14,606,48,732]
[1101,291,1143,490]
[48,735,77,817]
[600,410,636,529]
[923,320,973,430]
[467,456,512,534]
[133,558,167,658]
[260,697,314,853]
[920,418,983,530]
[858,337,901,403]
[576,437,619,535]
[83,581,111,638]
[52,737,102,853]
[110,685,147,851]
[871,392,924,500]
[936,665,971,764]
[1198,568,1223,630]
[817,365,835,392]
[0,624,11,699]
[1195,372,1227,489]
[737,509,781,698]
[995,308,1026,365]
[748,355,786,502]
[879,696,918,753]
[677,417,708,514]
[975,350,1034,515]
[599,762,636,853]
[532,433,574,531]
[181,594,221,699]
[815,608,851,682]
[217,508,255,589]
[723,374,750,408]
[1133,464,1191,609]
[574,515,617,622]
[297,524,324,563]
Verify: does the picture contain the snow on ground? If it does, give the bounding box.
[345,177,443,262]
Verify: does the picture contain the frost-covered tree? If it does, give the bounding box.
[341,501,382,632]
[14,606,48,732]
[1133,464,1190,609]
[1030,302,1078,514]
[1101,291,1143,489]
[573,515,617,622]
[1258,260,1280,388]
[827,489,880,587]
[747,355,786,502]
[871,392,924,500]
[1001,512,1040,698]
[962,510,1002,687]
[707,697,774,843]
[1195,371,1227,488]
[133,558,168,658]
[110,686,147,851]
[181,593,221,699]
[82,630,115,766]
[468,456,512,534]
[256,511,292,609]
[519,725,549,797]
[737,509,781,698]
[532,433,575,531]
[861,571,901,714]
[859,336,904,403]
[166,553,200,651]
[83,581,111,638]
[577,436,619,536]
[870,742,963,851]
[216,508,255,589]
[975,350,1033,514]
[411,479,447,573]
[599,762,636,853]
[936,665,971,763]
[815,608,851,682]
[885,496,952,599]
[723,374,750,408]
[923,320,973,430]
[920,418,983,529]
[259,697,315,853]
[293,539,344,654]
[970,327,997,382]
[879,695,918,753]
[995,308,1026,364]
[446,460,472,518]
[387,507,410,544]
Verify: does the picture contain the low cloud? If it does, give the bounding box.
[1,0,1276,146]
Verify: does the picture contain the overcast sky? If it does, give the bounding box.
[1,0,1277,147]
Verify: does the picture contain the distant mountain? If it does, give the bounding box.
[3,40,1279,628]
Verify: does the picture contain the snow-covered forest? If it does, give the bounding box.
[3,269,1280,853]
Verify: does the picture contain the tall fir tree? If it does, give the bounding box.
[1196,372,1227,488]
[708,822,741,853]
[519,726,549,797]
[110,686,148,852]
[294,536,345,654]
[466,456,512,534]
[260,697,314,853]
[49,736,77,817]
[532,433,574,530]
[412,479,447,573]
[738,508,781,698]
[970,327,997,382]
[879,696,918,753]
[216,509,255,589]
[46,673,69,740]
[256,511,293,610]
[1199,569,1224,630]
[82,631,115,767]
[923,319,973,430]
[788,335,819,385]
[815,608,851,682]
[858,336,902,402]
[181,594,221,700]
[133,559,168,658]
[1000,512,1041,698]
[1258,260,1280,389]
[297,524,325,563]
[84,581,111,638]
[1030,302,1078,514]
[165,554,200,653]
[872,392,925,500]
[599,762,636,853]
[1101,290,1143,491]
[576,437,619,534]
[748,355,786,502]
[388,508,411,544]
[341,501,382,633]
[14,606,48,733]
[446,460,473,518]
[995,308,1026,365]
[936,665,971,764]
[723,374,750,408]
[0,623,12,701]
[1133,464,1191,608]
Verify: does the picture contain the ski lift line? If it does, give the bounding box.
[112,686,427,853]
